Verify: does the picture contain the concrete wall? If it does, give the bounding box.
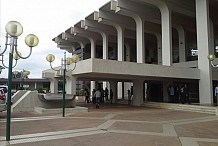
[12,91,75,112]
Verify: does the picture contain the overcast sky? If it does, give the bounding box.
[0,0,109,78]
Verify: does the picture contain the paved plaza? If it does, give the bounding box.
[0,103,218,146]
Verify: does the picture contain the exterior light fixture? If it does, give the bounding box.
[0,20,39,141]
[208,54,216,67]
[46,52,79,117]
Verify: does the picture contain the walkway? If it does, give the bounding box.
[0,103,218,146]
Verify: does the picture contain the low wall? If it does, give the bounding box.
[12,91,75,112]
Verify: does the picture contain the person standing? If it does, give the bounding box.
[168,85,174,103]
[94,89,101,109]
[105,87,109,101]
[174,84,180,103]
[110,89,113,104]
[214,84,218,106]
[92,89,96,104]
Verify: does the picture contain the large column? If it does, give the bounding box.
[66,76,77,107]
[110,81,117,103]
[135,17,145,63]
[117,26,124,61]
[90,81,96,96]
[125,43,131,62]
[163,81,171,102]
[90,38,96,97]
[117,82,123,99]
[102,33,108,59]
[155,34,162,65]
[160,5,172,66]
[210,20,214,53]
[90,38,96,58]
[49,78,58,93]
[174,26,186,62]
[196,0,213,104]
[132,79,144,106]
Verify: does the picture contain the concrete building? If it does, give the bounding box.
[43,0,218,106]
[0,78,50,91]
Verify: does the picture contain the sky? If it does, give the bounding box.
[0,0,109,78]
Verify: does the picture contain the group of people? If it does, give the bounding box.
[84,87,113,109]
[167,84,190,104]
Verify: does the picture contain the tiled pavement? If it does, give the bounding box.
[0,103,218,146]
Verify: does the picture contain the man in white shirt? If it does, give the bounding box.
[214,84,218,106]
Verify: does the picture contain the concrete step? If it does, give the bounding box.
[143,102,217,115]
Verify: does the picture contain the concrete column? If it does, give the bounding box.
[90,38,96,58]
[117,26,124,61]
[110,81,117,103]
[117,82,123,99]
[174,26,186,62]
[66,76,77,95]
[135,17,145,63]
[66,76,77,107]
[196,0,213,104]
[102,33,108,59]
[49,78,58,93]
[155,34,162,65]
[210,20,214,53]
[90,81,96,96]
[132,79,144,106]
[160,5,172,66]
[163,81,170,102]
[125,43,131,61]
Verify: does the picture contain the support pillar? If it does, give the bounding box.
[135,17,145,63]
[102,33,108,59]
[125,43,131,62]
[196,0,213,104]
[49,78,58,93]
[155,34,162,65]
[160,5,172,66]
[90,38,96,58]
[110,81,117,103]
[132,79,144,106]
[66,76,77,107]
[117,26,124,61]
[90,81,96,96]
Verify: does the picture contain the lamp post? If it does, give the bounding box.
[207,54,218,106]
[46,52,80,117]
[13,69,30,89]
[0,21,39,141]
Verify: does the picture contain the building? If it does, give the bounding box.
[0,78,50,92]
[43,0,218,106]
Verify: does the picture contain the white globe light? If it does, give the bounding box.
[5,21,23,37]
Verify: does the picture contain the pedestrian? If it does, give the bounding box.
[110,89,113,103]
[184,84,190,104]
[92,89,96,104]
[180,85,186,104]
[94,89,101,109]
[84,88,90,103]
[168,85,175,103]
[174,84,180,103]
[214,84,218,106]
[105,87,109,101]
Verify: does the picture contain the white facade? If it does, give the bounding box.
[43,0,218,106]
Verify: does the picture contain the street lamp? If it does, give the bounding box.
[208,54,217,67]
[208,54,218,106]
[13,69,30,89]
[0,21,39,141]
[46,52,79,117]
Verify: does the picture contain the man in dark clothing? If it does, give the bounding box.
[105,87,109,101]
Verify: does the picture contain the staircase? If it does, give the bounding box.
[143,102,217,115]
